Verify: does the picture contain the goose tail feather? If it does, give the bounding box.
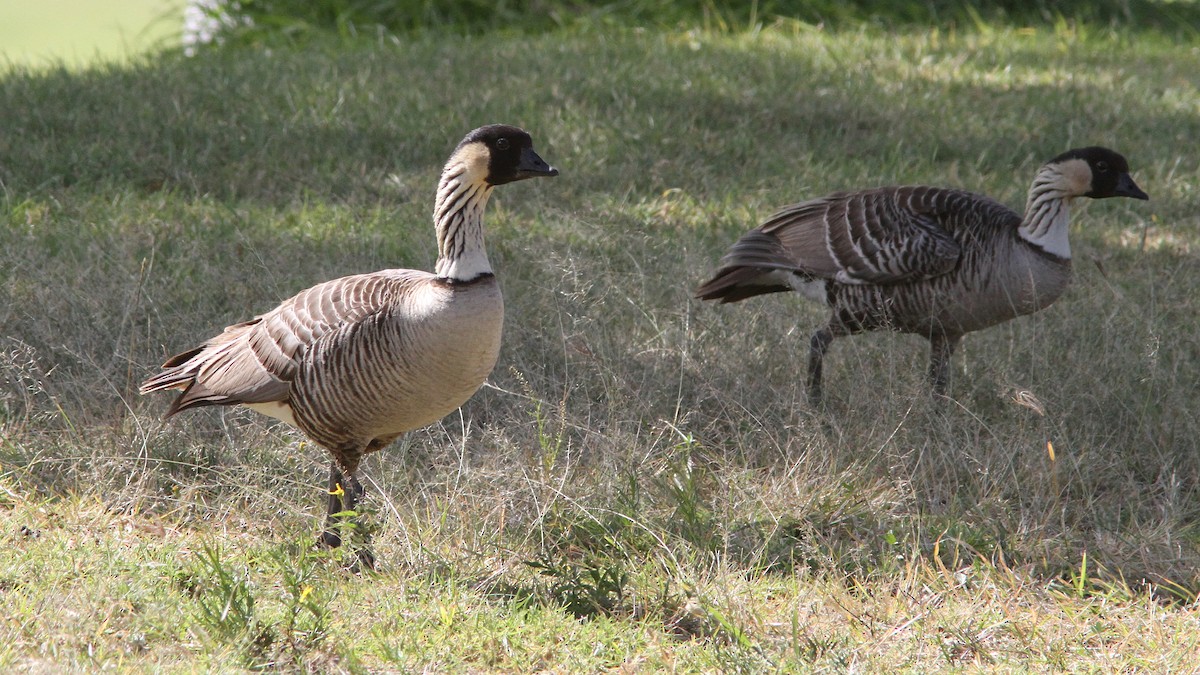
[695,230,803,302]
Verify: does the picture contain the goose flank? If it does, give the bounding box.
[141,125,559,563]
[695,147,1148,403]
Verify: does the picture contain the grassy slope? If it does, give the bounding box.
[1,22,1199,672]
[0,0,181,68]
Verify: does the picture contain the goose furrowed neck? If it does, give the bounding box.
[1018,165,1074,260]
[433,163,496,282]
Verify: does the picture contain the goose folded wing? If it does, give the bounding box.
[762,187,963,285]
[144,270,428,414]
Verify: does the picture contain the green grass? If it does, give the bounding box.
[2,18,1200,672]
[0,0,182,68]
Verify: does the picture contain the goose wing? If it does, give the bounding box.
[140,270,430,417]
[696,186,974,301]
[760,186,965,285]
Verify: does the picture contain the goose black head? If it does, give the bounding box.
[1049,147,1149,201]
[454,124,560,186]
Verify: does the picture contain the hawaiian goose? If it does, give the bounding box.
[141,125,558,561]
[695,147,1148,403]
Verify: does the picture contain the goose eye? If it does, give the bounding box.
[496,138,510,151]
[1095,160,1110,173]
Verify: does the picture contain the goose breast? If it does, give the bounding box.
[286,273,503,447]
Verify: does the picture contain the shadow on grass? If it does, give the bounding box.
[777,0,1200,34]
[188,0,1200,42]
[0,27,1196,207]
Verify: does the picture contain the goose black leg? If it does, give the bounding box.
[928,334,960,398]
[320,462,374,570]
[808,327,835,405]
[320,462,350,549]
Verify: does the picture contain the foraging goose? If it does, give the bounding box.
[695,147,1148,403]
[141,125,558,560]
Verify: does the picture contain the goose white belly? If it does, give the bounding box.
[245,400,299,426]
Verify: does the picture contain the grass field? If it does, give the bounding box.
[2,14,1199,672]
[0,1,181,68]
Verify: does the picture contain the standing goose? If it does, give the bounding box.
[695,147,1148,403]
[141,125,558,561]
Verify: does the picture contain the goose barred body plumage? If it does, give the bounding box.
[696,146,1148,403]
[141,125,558,562]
